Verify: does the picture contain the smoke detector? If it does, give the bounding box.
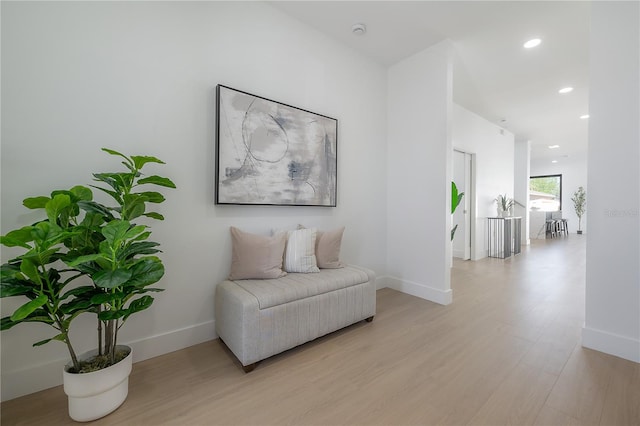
[352,23,367,35]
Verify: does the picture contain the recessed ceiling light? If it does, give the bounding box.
[551,160,558,163]
[524,38,541,49]
[558,87,574,94]
[548,145,560,149]
[580,114,590,119]
[352,23,366,35]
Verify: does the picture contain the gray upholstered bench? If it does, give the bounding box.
[215,265,376,372]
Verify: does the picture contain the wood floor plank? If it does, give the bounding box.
[599,355,640,426]
[467,362,558,425]
[544,345,612,424]
[533,404,588,426]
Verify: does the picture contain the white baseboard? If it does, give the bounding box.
[452,249,465,259]
[582,326,640,363]
[381,276,452,305]
[1,320,217,402]
[472,249,488,261]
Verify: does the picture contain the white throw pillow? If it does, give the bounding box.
[283,228,320,273]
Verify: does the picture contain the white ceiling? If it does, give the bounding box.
[270,1,591,162]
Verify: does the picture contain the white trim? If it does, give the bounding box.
[1,321,217,402]
[582,326,640,363]
[375,275,390,291]
[384,276,452,305]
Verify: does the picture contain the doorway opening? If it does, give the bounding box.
[452,149,475,260]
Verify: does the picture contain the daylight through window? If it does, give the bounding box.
[530,174,562,212]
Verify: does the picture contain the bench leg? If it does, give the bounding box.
[242,363,257,373]
[365,316,374,323]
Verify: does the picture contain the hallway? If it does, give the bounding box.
[451,235,638,425]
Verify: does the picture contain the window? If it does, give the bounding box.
[530,174,562,212]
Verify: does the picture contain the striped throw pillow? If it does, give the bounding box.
[283,228,320,273]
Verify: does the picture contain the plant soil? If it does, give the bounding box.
[69,348,130,374]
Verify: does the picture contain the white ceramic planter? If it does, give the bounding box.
[63,345,132,422]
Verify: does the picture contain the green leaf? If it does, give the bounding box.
[1,316,19,330]
[123,224,148,241]
[137,287,163,293]
[123,295,154,321]
[131,155,165,170]
[33,337,53,346]
[33,333,66,347]
[60,298,92,315]
[60,286,96,301]
[77,200,115,220]
[10,294,48,321]
[0,282,33,298]
[101,148,132,166]
[122,195,146,220]
[22,247,61,267]
[21,310,54,325]
[451,182,460,214]
[89,185,122,204]
[137,175,176,189]
[128,259,164,287]
[131,231,152,242]
[138,191,165,203]
[0,263,22,279]
[45,194,71,224]
[102,220,130,247]
[65,253,107,267]
[19,259,42,285]
[79,211,106,228]
[90,291,124,305]
[31,221,66,248]
[70,185,93,202]
[143,212,165,221]
[93,268,133,289]
[1,227,35,248]
[98,309,126,321]
[23,196,50,209]
[119,242,160,260]
[92,173,133,193]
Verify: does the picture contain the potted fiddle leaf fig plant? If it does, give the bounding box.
[0,148,175,422]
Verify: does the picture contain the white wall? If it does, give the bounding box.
[452,104,515,259]
[1,1,388,400]
[387,41,453,305]
[530,154,588,235]
[583,1,640,363]
[514,140,531,244]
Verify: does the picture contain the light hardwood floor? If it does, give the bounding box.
[2,236,639,425]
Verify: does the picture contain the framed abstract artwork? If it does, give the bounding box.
[215,85,337,206]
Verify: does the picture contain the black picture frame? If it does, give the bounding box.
[215,85,338,207]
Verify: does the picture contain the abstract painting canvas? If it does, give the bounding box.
[216,85,337,206]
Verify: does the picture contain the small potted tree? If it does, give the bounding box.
[572,186,586,234]
[1,148,175,421]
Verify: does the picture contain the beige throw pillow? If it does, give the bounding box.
[315,227,345,269]
[298,225,345,269]
[228,227,287,280]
